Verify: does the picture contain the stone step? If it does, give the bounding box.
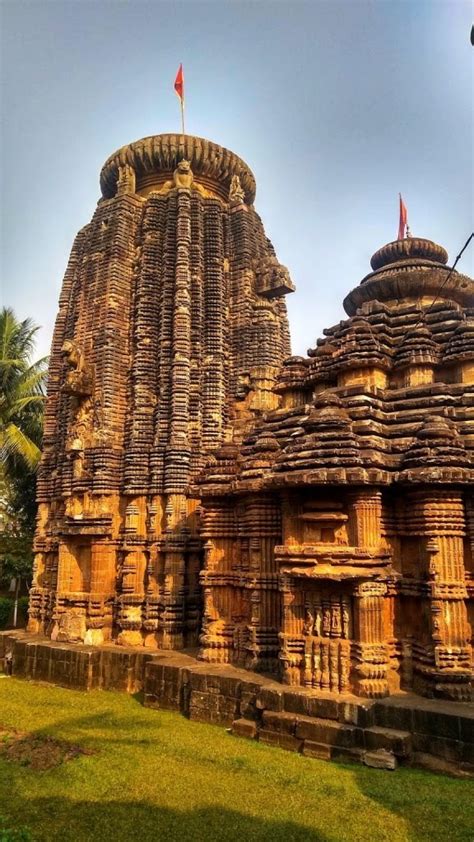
[363,725,412,758]
[2,632,472,776]
[363,749,398,770]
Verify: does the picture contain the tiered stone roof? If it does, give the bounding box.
[196,237,474,495]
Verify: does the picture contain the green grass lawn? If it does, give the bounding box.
[0,678,473,842]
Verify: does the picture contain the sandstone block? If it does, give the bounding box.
[364,726,412,757]
[232,719,258,739]
[261,711,296,734]
[362,749,397,770]
[259,730,303,753]
[295,716,361,748]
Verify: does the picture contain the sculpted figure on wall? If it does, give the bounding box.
[61,340,93,397]
[157,159,207,196]
[229,174,245,206]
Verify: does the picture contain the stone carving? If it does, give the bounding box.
[196,236,473,701]
[117,163,136,196]
[157,159,207,197]
[229,174,245,206]
[29,133,473,704]
[254,256,295,298]
[61,340,93,397]
[30,133,293,654]
[172,159,194,190]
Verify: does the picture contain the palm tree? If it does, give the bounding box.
[0,308,47,627]
[0,307,47,476]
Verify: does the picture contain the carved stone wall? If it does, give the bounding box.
[29,135,293,649]
[29,135,473,703]
[197,237,474,701]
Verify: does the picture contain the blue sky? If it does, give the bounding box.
[1,0,473,360]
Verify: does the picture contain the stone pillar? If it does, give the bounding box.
[199,499,238,664]
[347,489,382,549]
[353,580,389,697]
[116,496,147,646]
[159,493,189,650]
[85,540,116,645]
[415,490,471,701]
[279,573,302,685]
[348,490,389,697]
[244,495,281,672]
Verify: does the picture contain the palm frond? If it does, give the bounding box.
[0,422,42,471]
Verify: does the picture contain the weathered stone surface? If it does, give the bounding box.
[412,733,463,763]
[338,702,375,728]
[195,241,473,704]
[364,726,412,757]
[29,134,292,656]
[261,711,296,734]
[231,718,258,740]
[295,717,361,747]
[189,690,239,725]
[26,128,474,726]
[259,731,303,753]
[362,749,398,770]
[301,740,332,760]
[144,661,190,711]
[256,687,284,712]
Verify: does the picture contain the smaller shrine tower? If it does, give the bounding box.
[197,236,474,701]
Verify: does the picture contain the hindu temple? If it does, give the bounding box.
[25,133,473,711]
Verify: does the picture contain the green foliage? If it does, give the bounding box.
[0,597,29,630]
[0,307,47,589]
[0,307,47,475]
[18,597,29,614]
[0,816,32,842]
[0,679,473,842]
[0,520,34,584]
[0,598,12,630]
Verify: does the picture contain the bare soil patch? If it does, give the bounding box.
[0,725,91,771]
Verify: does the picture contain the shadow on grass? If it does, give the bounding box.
[340,755,474,842]
[2,687,473,842]
[2,797,330,842]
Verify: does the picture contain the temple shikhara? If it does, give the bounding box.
[27,133,473,708]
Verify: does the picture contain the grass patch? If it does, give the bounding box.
[0,678,472,841]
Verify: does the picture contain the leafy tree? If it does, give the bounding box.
[0,307,47,475]
[0,308,47,625]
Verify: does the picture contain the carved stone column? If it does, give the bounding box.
[279,573,302,685]
[243,495,281,672]
[412,490,471,701]
[199,499,238,663]
[347,489,382,549]
[353,580,389,697]
[347,490,390,696]
[158,493,189,650]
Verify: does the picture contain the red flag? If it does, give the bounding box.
[398,194,408,240]
[174,63,184,103]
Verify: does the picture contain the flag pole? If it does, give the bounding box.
[174,64,185,136]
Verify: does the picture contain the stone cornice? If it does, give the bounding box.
[100,133,256,203]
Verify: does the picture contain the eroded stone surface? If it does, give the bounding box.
[27,132,473,710]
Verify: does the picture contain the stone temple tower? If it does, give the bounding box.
[29,134,294,648]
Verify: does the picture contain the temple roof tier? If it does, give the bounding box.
[344,237,473,315]
[100,133,256,203]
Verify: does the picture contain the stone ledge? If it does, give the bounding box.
[1,631,473,776]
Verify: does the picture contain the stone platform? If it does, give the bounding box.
[1,631,473,775]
